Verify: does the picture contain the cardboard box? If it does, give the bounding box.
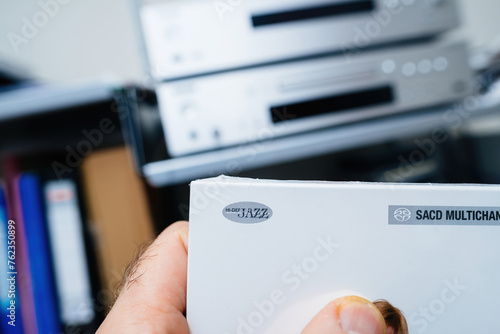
[187,176,500,334]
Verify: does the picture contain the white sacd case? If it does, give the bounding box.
[187,176,500,334]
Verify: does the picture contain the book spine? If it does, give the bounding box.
[43,179,95,327]
[18,174,60,334]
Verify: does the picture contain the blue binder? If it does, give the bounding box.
[18,174,61,333]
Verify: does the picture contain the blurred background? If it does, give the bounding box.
[0,0,499,83]
[0,0,500,83]
[1,0,500,332]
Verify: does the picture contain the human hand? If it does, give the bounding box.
[97,221,190,333]
[98,221,401,334]
[302,296,388,334]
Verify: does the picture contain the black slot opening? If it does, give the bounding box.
[271,85,394,123]
[252,1,375,28]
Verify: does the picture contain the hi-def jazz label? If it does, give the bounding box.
[223,202,273,224]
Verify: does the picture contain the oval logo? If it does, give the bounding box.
[222,202,273,224]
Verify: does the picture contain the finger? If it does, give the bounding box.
[97,221,189,334]
[302,296,387,334]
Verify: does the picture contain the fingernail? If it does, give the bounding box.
[338,297,386,334]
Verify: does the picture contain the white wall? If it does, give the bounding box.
[0,0,145,83]
[0,0,499,83]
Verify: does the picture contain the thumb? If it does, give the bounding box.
[97,221,190,333]
[302,296,387,334]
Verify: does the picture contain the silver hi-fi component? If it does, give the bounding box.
[156,41,473,157]
[138,0,460,80]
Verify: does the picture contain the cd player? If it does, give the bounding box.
[138,0,460,80]
[156,41,473,157]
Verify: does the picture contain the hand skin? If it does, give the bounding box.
[98,221,387,334]
[302,296,387,334]
[97,221,190,334]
